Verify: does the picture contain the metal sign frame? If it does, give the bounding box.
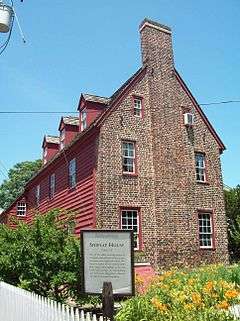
[80,229,135,297]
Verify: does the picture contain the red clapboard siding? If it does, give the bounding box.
[4,131,98,235]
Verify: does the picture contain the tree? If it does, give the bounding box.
[0,159,42,210]
[0,209,81,302]
[224,185,240,260]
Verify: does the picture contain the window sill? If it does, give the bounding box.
[196,181,209,186]
[200,246,215,251]
[123,172,138,178]
[16,215,26,218]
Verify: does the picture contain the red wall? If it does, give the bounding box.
[64,124,79,145]
[5,130,98,235]
[43,143,59,164]
[79,101,107,132]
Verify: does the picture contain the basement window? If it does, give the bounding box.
[17,202,27,216]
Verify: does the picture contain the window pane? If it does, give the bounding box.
[17,202,27,216]
[122,142,135,174]
[121,209,139,250]
[198,213,213,248]
[195,153,206,182]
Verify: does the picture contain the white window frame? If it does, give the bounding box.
[17,202,27,216]
[43,147,47,165]
[195,153,206,182]
[133,97,142,117]
[49,173,56,198]
[122,141,136,174]
[36,185,40,206]
[69,158,77,188]
[121,209,140,250]
[81,110,87,131]
[60,128,65,150]
[198,212,213,249]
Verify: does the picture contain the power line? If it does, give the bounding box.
[200,100,240,106]
[0,99,240,114]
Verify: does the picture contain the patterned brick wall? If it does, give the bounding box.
[95,19,229,268]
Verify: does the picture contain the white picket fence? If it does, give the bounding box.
[0,281,107,321]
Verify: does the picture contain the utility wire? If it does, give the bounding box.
[200,100,240,106]
[0,99,240,114]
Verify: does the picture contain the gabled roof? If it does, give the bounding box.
[110,68,144,100]
[79,94,111,109]
[23,68,145,191]
[96,67,146,126]
[2,64,226,216]
[42,135,60,147]
[174,69,226,153]
[62,116,79,126]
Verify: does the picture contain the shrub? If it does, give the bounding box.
[116,265,240,321]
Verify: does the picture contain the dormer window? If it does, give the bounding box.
[81,110,87,131]
[43,148,47,165]
[60,129,65,150]
[17,202,27,216]
[133,97,143,118]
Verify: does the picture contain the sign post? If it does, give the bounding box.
[81,230,135,318]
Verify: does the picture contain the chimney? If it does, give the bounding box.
[139,18,174,78]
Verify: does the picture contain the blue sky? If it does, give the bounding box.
[0,0,239,187]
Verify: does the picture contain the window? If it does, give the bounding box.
[36,185,40,206]
[198,212,213,248]
[43,148,47,165]
[121,209,140,250]
[195,153,206,182]
[17,202,26,216]
[60,129,65,150]
[69,158,76,188]
[49,173,56,198]
[122,141,136,174]
[81,110,87,131]
[133,97,143,117]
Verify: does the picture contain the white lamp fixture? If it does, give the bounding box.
[0,2,13,33]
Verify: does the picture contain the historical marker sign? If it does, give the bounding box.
[81,230,134,296]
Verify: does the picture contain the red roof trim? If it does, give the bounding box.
[175,69,226,153]
[96,67,147,126]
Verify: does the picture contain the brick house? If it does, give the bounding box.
[0,19,229,268]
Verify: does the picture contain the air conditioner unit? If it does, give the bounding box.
[183,113,194,126]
